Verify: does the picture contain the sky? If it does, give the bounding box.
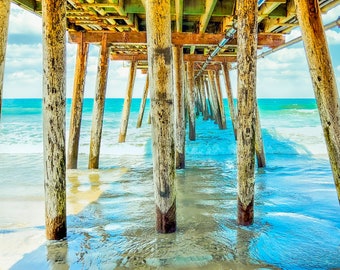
[2,3,340,99]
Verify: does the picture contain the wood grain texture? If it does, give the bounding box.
[236,0,258,226]
[173,46,186,169]
[255,104,266,168]
[215,70,227,130]
[118,61,137,143]
[42,0,67,240]
[0,0,10,118]
[295,0,340,202]
[145,0,176,233]
[222,63,237,140]
[88,35,109,169]
[208,70,222,129]
[136,74,149,128]
[67,41,89,169]
[187,61,196,141]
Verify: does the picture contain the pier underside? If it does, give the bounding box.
[10,0,340,71]
[2,0,340,239]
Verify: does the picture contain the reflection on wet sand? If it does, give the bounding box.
[67,171,102,215]
[67,168,129,215]
[47,240,69,270]
[6,157,339,269]
[1,168,129,269]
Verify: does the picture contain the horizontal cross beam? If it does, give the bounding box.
[110,53,237,62]
[68,31,285,48]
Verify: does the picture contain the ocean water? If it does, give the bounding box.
[0,98,339,270]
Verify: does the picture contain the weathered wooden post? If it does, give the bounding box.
[255,104,266,167]
[222,62,237,140]
[237,0,258,226]
[173,45,185,169]
[136,74,149,128]
[194,81,201,116]
[88,34,109,169]
[199,76,209,120]
[147,111,151,124]
[145,0,176,233]
[67,40,89,169]
[42,0,67,240]
[204,77,214,119]
[215,70,227,129]
[186,61,196,140]
[0,0,10,119]
[118,61,137,143]
[195,81,203,116]
[295,0,340,202]
[208,70,223,129]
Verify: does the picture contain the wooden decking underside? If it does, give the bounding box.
[11,0,340,73]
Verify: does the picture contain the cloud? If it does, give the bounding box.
[257,47,308,81]
[4,44,43,88]
[4,3,340,99]
[326,30,340,45]
[8,4,42,45]
[286,29,302,42]
[3,70,42,98]
[322,5,340,24]
[116,64,131,79]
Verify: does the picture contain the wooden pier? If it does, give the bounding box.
[1,0,340,239]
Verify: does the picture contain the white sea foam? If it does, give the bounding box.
[0,143,43,154]
[1,99,340,269]
[266,125,328,157]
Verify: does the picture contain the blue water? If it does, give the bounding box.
[0,98,339,269]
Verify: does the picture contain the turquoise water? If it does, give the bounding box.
[0,98,339,269]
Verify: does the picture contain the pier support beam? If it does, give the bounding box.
[136,74,149,128]
[0,0,10,119]
[208,70,223,129]
[67,41,89,169]
[198,76,209,120]
[255,105,266,168]
[204,77,213,119]
[88,35,109,169]
[222,63,237,140]
[236,0,258,226]
[187,61,196,140]
[173,45,185,169]
[42,0,67,240]
[145,0,176,233]
[295,0,340,202]
[215,70,227,129]
[118,61,137,142]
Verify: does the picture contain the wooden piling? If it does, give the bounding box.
[236,0,258,226]
[136,74,149,128]
[204,77,214,119]
[195,82,202,116]
[145,0,176,233]
[186,61,196,141]
[215,70,227,129]
[199,76,209,120]
[88,35,109,169]
[42,0,67,240]
[173,45,185,169]
[147,110,151,124]
[118,61,137,143]
[0,0,10,119]
[255,104,266,168]
[67,41,89,169]
[222,62,237,140]
[295,0,340,202]
[208,70,223,129]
